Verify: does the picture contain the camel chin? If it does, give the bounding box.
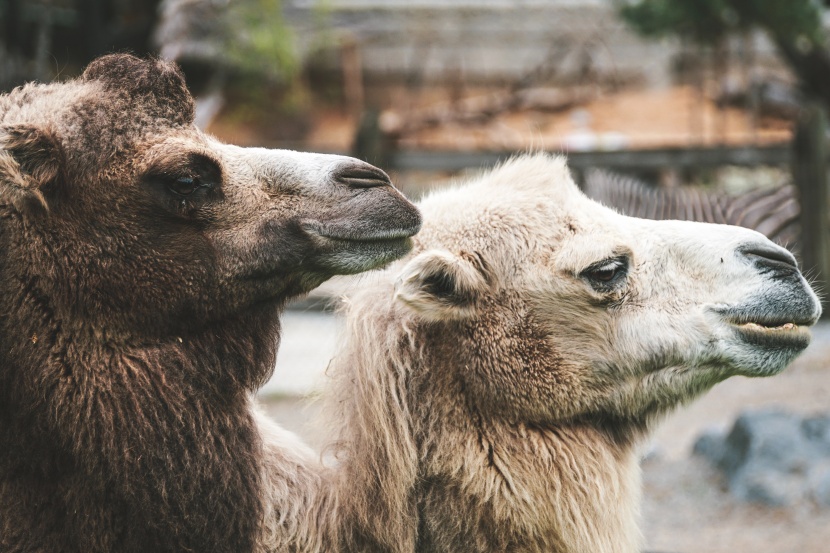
[725,319,813,375]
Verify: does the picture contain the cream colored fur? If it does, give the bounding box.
[255,154,820,553]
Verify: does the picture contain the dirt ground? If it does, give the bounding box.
[261,321,830,553]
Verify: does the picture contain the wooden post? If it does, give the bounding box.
[351,108,392,168]
[340,34,364,121]
[792,102,830,316]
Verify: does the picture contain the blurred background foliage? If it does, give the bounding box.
[225,0,298,80]
[620,0,824,44]
[0,0,829,167]
[0,0,308,128]
[620,0,830,109]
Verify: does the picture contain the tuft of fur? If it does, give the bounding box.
[254,290,420,552]
[0,124,62,213]
[82,54,195,124]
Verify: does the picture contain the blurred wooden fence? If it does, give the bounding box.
[390,144,792,174]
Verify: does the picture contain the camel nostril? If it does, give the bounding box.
[334,162,392,189]
[738,243,798,272]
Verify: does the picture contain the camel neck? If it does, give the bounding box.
[413,396,644,553]
[0,309,281,552]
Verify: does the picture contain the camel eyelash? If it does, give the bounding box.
[144,153,223,214]
[164,174,216,199]
[580,255,629,291]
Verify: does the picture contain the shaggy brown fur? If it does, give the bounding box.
[300,155,820,553]
[0,55,419,553]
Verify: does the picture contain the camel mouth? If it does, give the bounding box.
[301,218,421,249]
[301,223,417,274]
[727,318,812,350]
[715,296,821,351]
[306,227,419,243]
[298,185,422,252]
[713,297,819,352]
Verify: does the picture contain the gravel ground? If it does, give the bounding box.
[260,313,830,552]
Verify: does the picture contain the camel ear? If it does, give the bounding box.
[0,124,61,215]
[395,249,488,322]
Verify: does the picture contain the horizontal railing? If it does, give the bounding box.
[389,144,792,173]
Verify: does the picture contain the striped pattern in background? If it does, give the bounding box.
[584,170,801,254]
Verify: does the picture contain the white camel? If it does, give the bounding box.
[254,154,821,553]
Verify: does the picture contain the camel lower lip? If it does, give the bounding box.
[305,226,417,243]
[730,321,811,349]
[311,236,414,275]
[319,234,412,243]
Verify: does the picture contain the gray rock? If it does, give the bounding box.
[692,428,725,464]
[719,410,812,476]
[803,414,830,454]
[736,469,806,506]
[692,409,830,508]
[641,442,664,464]
[808,461,830,507]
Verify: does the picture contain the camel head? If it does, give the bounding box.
[394,154,821,426]
[0,54,420,340]
[0,55,419,553]
[325,153,821,553]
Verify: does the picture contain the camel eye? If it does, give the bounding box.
[581,257,628,288]
[144,153,222,215]
[590,262,620,282]
[168,176,203,196]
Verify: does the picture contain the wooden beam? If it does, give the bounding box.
[390,144,791,173]
[792,103,830,317]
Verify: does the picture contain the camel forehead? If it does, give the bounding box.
[416,155,625,263]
